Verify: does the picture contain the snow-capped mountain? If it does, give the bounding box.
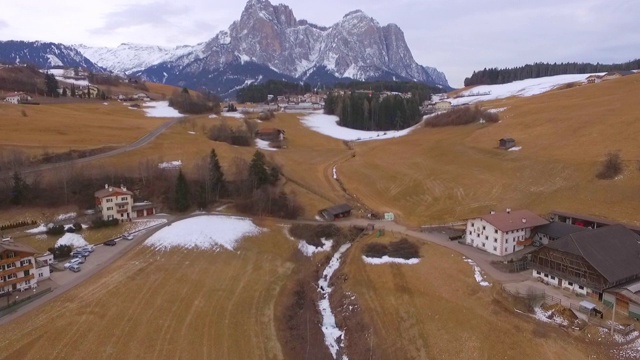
[0,0,450,96]
[75,43,206,74]
[0,41,103,72]
[129,0,451,95]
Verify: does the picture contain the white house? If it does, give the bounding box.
[35,252,53,281]
[465,209,549,256]
[94,184,134,221]
[434,101,452,112]
[3,92,32,104]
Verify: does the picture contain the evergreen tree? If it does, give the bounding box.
[208,149,226,201]
[10,171,28,206]
[181,87,189,94]
[268,165,280,185]
[248,151,270,189]
[70,84,76,97]
[61,87,68,97]
[44,73,59,97]
[174,169,190,212]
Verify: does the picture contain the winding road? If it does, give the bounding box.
[0,116,183,178]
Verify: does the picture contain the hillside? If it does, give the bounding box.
[338,73,640,225]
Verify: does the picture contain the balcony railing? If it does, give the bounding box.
[0,264,32,278]
[0,256,20,266]
[0,274,34,287]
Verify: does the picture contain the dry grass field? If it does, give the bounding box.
[338,74,640,225]
[0,102,166,154]
[339,233,606,359]
[0,223,298,360]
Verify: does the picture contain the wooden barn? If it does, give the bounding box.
[530,225,640,300]
[319,203,353,221]
[498,138,516,150]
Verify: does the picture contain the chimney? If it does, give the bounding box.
[522,218,527,223]
[490,210,496,215]
[105,184,108,189]
[121,184,127,191]
[506,208,511,214]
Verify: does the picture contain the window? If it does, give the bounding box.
[106,198,113,203]
[494,229,498,234]
[107,207,113,211]
[578,285,584,290]
[550,276,556,280]
[493,246,497,252]
[6,262,15,269]
[24,270,30,276]
[543,274,549,278]
[482,226,486,230]
[120,213,124,218]
[24,280,30,285]
[39,273,43,278]
[121,197,128,201]
[535,271,541,275]
[568,282,573,286]
[20,259,30,266]
[468,231,471,235]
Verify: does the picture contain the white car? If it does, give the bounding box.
[122,233,134,240]
[64,258,84,269]
[79,245,95,253]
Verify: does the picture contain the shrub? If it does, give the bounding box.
[257,110,276,121]
[46,225,65,236]
[207,122,254,147]
[289,224,341,247]
[91,218,119,228]
[73,222,83,232]
[596,152,623,180]
[363,242,389,258]
[169,90,219,115]
[424,105,500,127]
[47,244,72,259]
[362,238,420,259]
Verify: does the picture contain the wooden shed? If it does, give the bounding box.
[498,138,516,150]
[319,203,353,221]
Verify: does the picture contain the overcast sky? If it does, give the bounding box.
[1,0,638,87]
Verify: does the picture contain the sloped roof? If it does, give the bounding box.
[321,203,352,217]
[0,242,38,254]
[605,70,635,76]
[95,186,133,198]
[547,225,640,283]
[534,222,589,238]
[479,210,548,232]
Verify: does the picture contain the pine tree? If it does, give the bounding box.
[10,171,28,206]
[249,151,269,189]
[70,84,76,97]
[174,169,190,212]
[208,149,226,201]
[62,87,68,97]
[45,73,59,97]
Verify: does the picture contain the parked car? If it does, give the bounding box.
[68,264,81,272]
[79,245,95,253]
[64,258,83,269]
[104,240,117,246]
[122,233,134,240]
[72,250,90,258]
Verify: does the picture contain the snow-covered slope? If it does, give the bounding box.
[449,73,603,106]
[0,40,103,72]
[76,43,205,74]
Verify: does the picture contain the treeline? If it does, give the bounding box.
[332,80,434,104]
[169,88,221,115]
[0,65,42,93]
[0,149,302,220]
[236,80,312,103]
[464,60,640,86]
[324,92,422,131]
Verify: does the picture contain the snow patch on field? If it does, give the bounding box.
[299,239,333,256]
[142,101,184,118]
[128,219,167,232]
[488,107,507,113]
[362,256,420,265]
[508,146,522,152]
[144,215,263,251]
[56,233,89,249]
[255,139,277,151]
[533,307,569,326]
[318,243,351,359]
[26,224,48,234]
[332,166,338,179]
[300,113,419,142]
[449,73,603,106]
[222,111,245,119]
[56,212,77,221]
[158,160,182,169]
[208,114,218,118]
[463,258,491,286]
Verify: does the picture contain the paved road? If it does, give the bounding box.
[0,218,174,326]
[0,116,182,177]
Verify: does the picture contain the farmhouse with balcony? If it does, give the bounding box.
[0,241,39,294]
[434,101,452,112]
[95,185,155,221]
[464,209,549,256]
[530,225,640,300]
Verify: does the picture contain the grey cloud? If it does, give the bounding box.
[91,2,189,34]
[0,19,8,30]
